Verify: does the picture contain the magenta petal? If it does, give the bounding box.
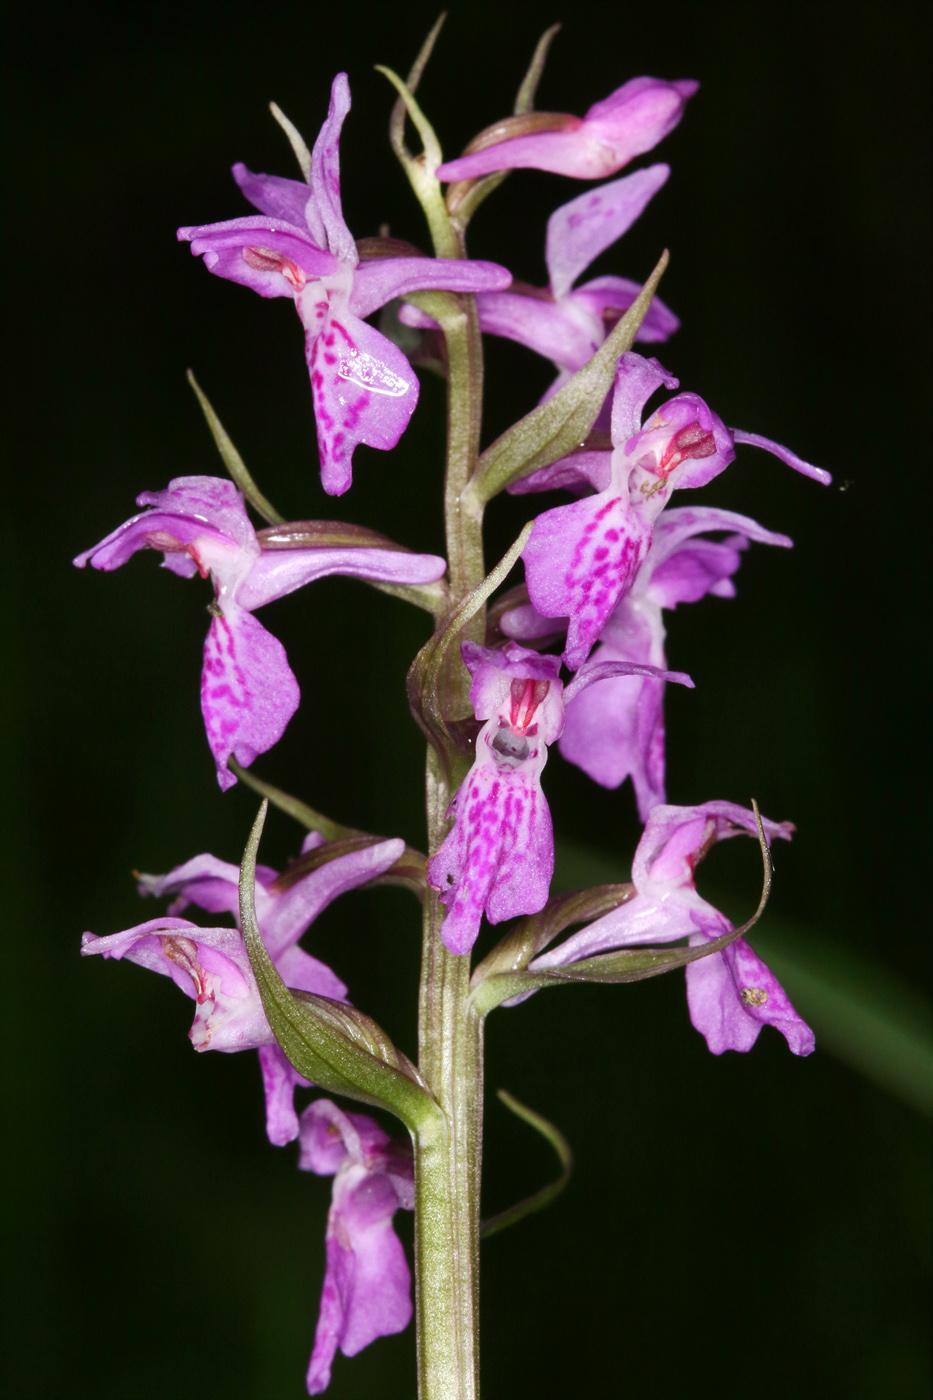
[611,351,680,442]
[200,607,300,789]
[731,428,832,486]
[178,217,339,293]
[523,491,652,670]
[428,766,553,955]
[259,1043,311,1146]
[138,475,255,547]
[350,257,512,320]
[232,163,314,229]
[236,546,446,612]
[462,641,563,735]
[475,290,598,368]
[686,937,815,1056]
[309,73,355,265]
[559,643,667,815]
[583,76,698,168]
[546,165,670,299]
[506,448,612,497]
[262,838,406,957]
[309,312,419,496]
[437,77,696,181]
[573,275,680,343]
[635,391,735,490]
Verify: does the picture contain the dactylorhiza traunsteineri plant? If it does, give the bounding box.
[76,22,830,1398]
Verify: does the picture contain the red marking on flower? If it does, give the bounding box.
[144,531,209,577]
[657,421,717,478]
[159,935,205,998]
[242,246,308,292]
[509,678,550,732]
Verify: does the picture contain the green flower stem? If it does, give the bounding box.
[415,871,484,1400]
[412,208,488,1397]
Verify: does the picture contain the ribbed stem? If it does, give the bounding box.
[413,223,487,1399]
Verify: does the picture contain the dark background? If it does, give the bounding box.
[4,2,930,1396]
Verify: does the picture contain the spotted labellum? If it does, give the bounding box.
[428,641,694,953]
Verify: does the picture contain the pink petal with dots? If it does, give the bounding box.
[308,311,419,496]
[546,165,671,299]
[523,490,653,670]
[200,605,300,789]
[686,935,815,1056]
[428,766,553,955]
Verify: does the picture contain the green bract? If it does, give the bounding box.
[240,802,444,1138]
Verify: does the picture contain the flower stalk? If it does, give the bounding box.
[412,188,488,1400]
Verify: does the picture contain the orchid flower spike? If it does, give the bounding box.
[427,641,693,954]
[178,75,512,495]
[399,167,679,408]
[82,834,405,1144]
[299,1099,414,1394]
[504,505,792,820]
[74,476,446,787]
[436,76,698,182]
[513,352,831,670]
[527,801,815,1056]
